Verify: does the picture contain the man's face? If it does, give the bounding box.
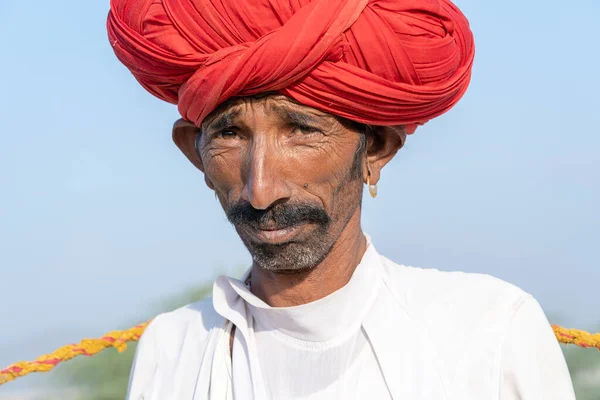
[195,95,366,272]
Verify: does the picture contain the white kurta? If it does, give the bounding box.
[126,238,575,400]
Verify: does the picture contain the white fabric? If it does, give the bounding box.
[228,240,391,399]
[125,237,575,400]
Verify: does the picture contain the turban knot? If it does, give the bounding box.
[107,0,474,134]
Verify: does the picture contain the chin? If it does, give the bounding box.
[246,236,335,273]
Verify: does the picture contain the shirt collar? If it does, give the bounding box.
[213,234,383,342]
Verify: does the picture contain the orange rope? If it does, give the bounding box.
[0,322,597,386]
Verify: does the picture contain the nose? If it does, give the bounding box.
[242,137,292,210]
[240,138,293,210]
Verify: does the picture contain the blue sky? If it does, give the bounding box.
[1,0,599,391]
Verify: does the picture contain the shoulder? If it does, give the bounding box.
[140,297,224,360]
[377,257,574,397]
[126,298,224,399]
[378,255,534,339]
[377,254,560,391]
[126,298,228,398]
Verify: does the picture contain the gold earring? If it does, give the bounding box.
[366,173,378,198]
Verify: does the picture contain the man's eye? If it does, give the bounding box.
[216,130,238,139]
[292,124,322,135]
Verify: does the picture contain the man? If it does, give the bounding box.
[107,0,576,398]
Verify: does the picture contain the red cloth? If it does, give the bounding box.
[107,0,474,134]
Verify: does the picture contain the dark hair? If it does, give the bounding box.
[335,116,369,180]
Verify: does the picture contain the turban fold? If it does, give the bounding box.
[107,0,474,134]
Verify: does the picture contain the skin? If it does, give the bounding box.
[173,94,404,307]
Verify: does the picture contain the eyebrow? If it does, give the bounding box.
[270,104,324,126]
[203,109,240,132]
[203,102,328,132]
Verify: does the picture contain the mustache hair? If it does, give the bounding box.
[227,200,330,229]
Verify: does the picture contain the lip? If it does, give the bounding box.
[246,224,303,244]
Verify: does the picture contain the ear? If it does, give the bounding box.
[172,119,215,190]
[364,125,406,185]
[172,119,203,170]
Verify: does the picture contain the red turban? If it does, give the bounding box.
[107,0,474,134]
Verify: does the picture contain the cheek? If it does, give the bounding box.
[202,149,244,201]
[288,136,354,179]
[290,143,360,208]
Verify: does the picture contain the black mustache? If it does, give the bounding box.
[227,200,330,229]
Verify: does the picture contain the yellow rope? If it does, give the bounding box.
[552,324,600,350]
[0,322,597,386]
[0,322,150,386]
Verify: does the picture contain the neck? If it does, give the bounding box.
[249,209,366,307]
